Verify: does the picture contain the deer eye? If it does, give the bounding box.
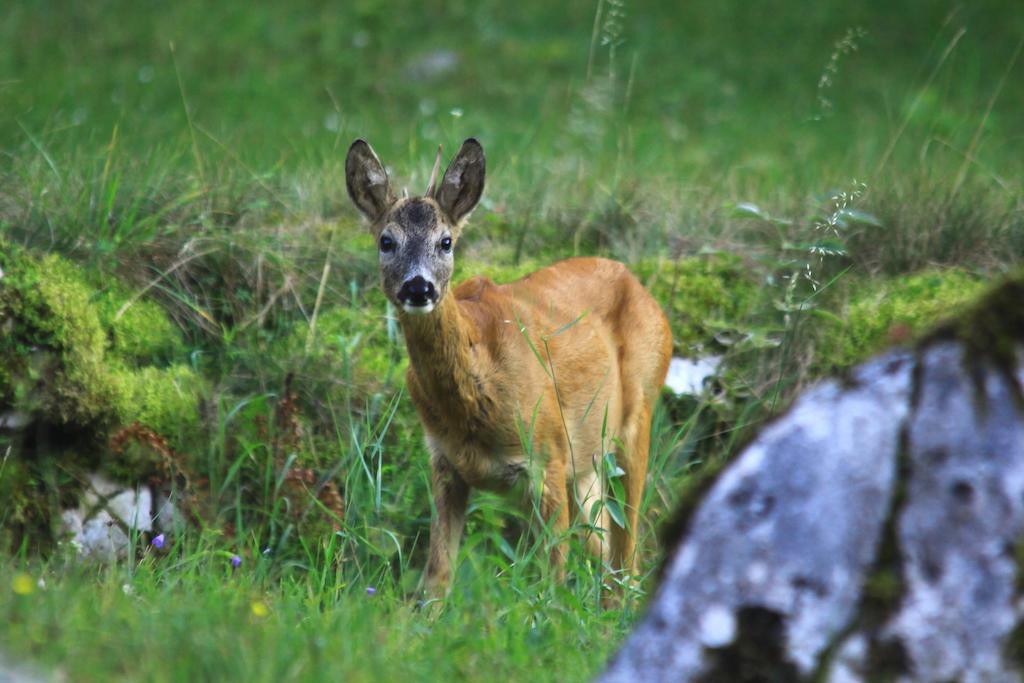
[379,235,396,253]
[440,236,452,253]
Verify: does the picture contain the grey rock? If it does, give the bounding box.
[860,343,1024,683]
[0,654,52,683]
[664,356,722,395]
[598,338,1024,682]
[0,411,30,430]
[153,490,185,534]
[59,474,153,561]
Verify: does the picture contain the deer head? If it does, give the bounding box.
[346,138,485,315]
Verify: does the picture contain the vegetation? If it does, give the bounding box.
[1,0,1023,680]
[814,268,987,371]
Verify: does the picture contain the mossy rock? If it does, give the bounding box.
[92,284,185,365]
[818,268,987,370]
[101,364,206,480]
[1,242,120,427]
[632,255,760,354]
[0,240,203,451]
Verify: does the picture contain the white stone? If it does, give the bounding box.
[0,653,50,683]
[827,635,868,683]
[698,606,736,648]
[59,474,154,561]
[60,508,126,561]
[153,492,185,533]
[664,356,722,395]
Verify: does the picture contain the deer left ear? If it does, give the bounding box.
[435,138,485,225]
[346,139,395,223]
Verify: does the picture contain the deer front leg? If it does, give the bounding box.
[421,447,470,598]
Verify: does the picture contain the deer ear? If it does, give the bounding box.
[346,139,395,223]
[436,138,485,225]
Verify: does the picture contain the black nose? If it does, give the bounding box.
[397,276,437,307]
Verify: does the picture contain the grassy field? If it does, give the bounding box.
[2,0,1023,680]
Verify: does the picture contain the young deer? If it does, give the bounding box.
[346,138,672,595]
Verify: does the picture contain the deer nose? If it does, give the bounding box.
[398,276,437,307]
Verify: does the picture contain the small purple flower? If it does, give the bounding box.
[151,534,165,549]
[231,555,242,569]
[366,586,376,596]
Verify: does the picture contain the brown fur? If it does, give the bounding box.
[345,139,672,595]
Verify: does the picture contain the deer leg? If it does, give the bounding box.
[538,454,571,580]
[421,449,470,598]
[574,468,611,563]
[610,405,652,578]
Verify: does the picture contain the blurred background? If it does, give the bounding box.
[3,1,1022,242]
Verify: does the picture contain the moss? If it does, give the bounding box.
[819,269,986,370]
[632,255,760,353]
[92,283,185,365]
[128,365,202,435]
[92,363,204,481]
[1,240,202,475]
[0,242,121,427]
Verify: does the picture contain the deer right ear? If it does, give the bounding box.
[435,138,485,225]
[346,139,395,223]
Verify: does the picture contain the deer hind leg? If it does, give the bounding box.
[573,468,611,564]
[609,402,652,578]
[537,454,571,580]
[608,280,670,578]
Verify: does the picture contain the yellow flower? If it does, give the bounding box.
[11,573,34,596]
[250,601,269,618]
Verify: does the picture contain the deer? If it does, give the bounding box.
[345,137,672,597]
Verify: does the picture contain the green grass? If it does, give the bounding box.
[1,544,633,682]
[2,0,1024,680]
[3,0,1023,267]
[0,392,697,682]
